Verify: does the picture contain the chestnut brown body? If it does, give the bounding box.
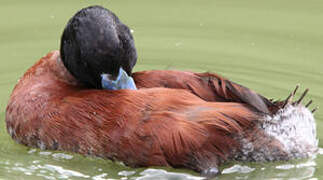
[6,51,295,174]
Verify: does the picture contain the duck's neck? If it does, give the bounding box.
[52,51,80,86]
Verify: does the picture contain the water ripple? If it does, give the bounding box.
[136,169,204,180]
[42,164,90,179]
[222,165,255,174]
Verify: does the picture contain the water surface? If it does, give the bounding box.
[1,0,322,179]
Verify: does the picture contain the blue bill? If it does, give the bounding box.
[101,68,137,90]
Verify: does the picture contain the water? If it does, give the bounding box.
[0,0,322,179]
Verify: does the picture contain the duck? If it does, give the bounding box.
[5,5,318,178]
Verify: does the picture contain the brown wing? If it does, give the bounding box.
[34,88,258,172]
[133,70,272,114]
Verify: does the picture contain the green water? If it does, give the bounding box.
[1,0,323,179]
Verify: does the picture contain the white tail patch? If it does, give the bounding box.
[262,104,318,159]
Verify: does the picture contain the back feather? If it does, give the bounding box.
[133,70,272,114]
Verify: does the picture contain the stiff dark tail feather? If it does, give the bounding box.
[271,84,318,114]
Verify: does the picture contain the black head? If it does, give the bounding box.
[60,5,137,88]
